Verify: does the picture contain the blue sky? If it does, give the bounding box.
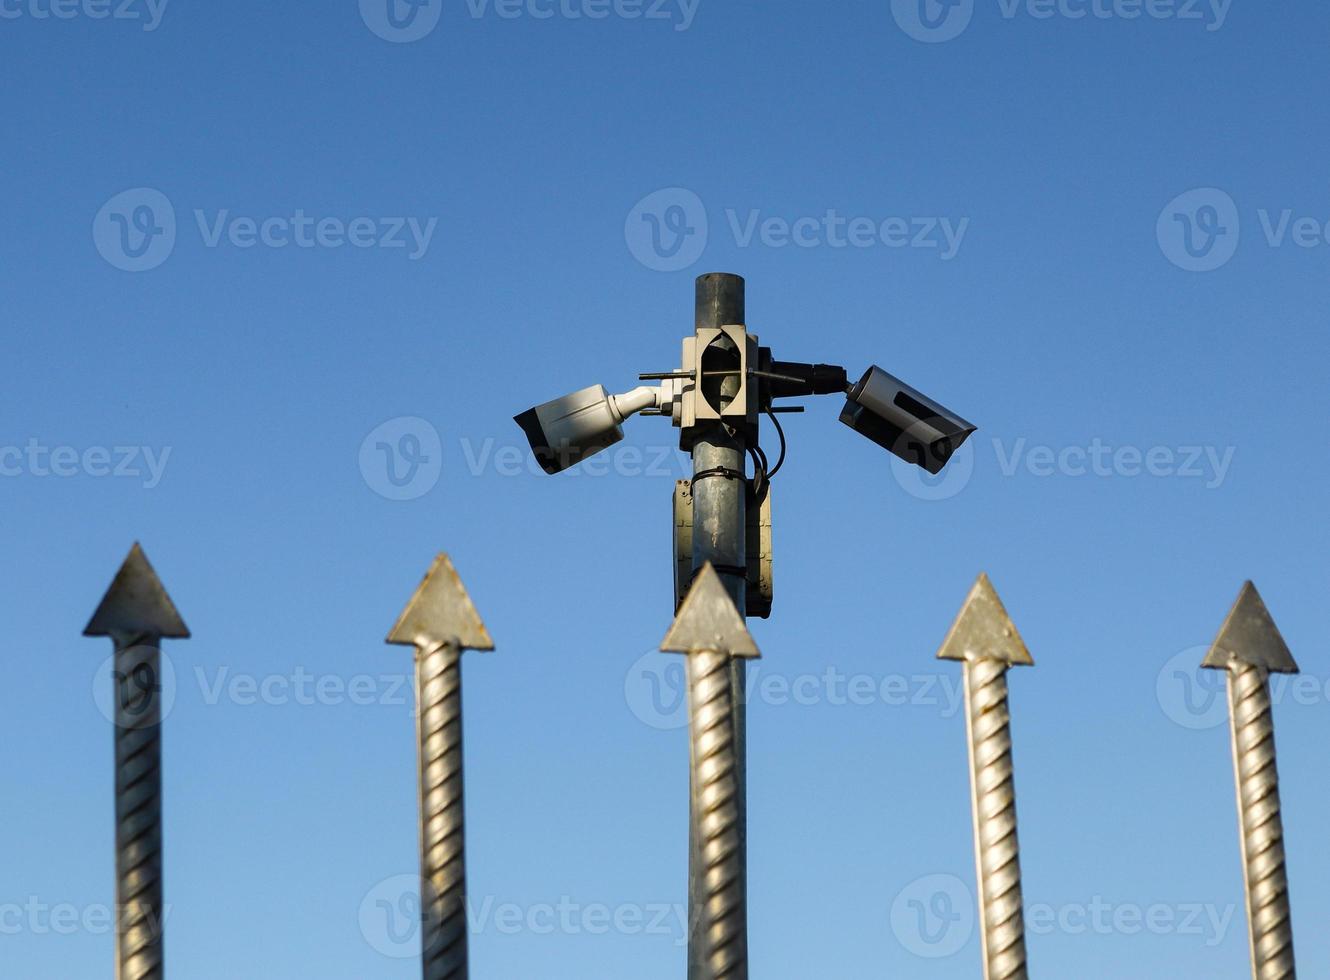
[2,1,1329,977]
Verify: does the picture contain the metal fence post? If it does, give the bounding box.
[937,573,1034,980]
[84,543,190,980]
[387,553,495,980]
[1202,582,1299,980]
[688,272,749,979]
[663,563,760,980]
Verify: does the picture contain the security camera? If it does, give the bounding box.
[514,384,663,475]
[840,366,976,474]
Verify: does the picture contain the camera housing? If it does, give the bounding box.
[840,366,976,474]
[515,384,660,475]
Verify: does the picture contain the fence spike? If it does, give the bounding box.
[387,553,493,980]
[1203,581,1298,980]
[662,563,759,980]
[937,573,1032,980]
[85,542,189,980]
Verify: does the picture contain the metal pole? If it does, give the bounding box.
[689,272,748,980]
[962,659,1028,980]
[1227,664,1295,980]
[1201,580,1299,980]
[114,636,166,980]
[418,639,468,980]
[663,563,759,980]
[688,648,746,979]
[937,574,1034,980]
[386,552,494,980]
[84,543,189,980]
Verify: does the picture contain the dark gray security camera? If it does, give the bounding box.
[514,383,663,475]
[840,366,976,474]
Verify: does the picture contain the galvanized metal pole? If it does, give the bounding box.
[114,638,166,980]
[84,543,190,980]
[417,638,468,980]
[1202,582,1299,980]
[387,553,496,980]
[688,272,749,980]
[664,564,760,980]
[937,574,1034,980]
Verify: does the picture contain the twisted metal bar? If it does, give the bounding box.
[1228,664,1296,980]
[114,637,166,980]
[417,640,468,980]
[964,658,1028,980]
[688,649,747,980]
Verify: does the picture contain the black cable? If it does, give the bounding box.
[764,407,787,479]
[746,445,768,504]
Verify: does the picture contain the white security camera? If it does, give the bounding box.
[514,384,664,475]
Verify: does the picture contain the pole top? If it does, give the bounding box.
[661,563,760,658]
[936,573,1033,666]
[1201,581,1299,674]
[84,542,190,641]
[387,552,494,652]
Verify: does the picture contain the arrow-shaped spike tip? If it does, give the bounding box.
[386,553,494,652]
[936,572,1033,666]
[1201,581,1299,674]
[661,563,760,658]
[83,542,190,640]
